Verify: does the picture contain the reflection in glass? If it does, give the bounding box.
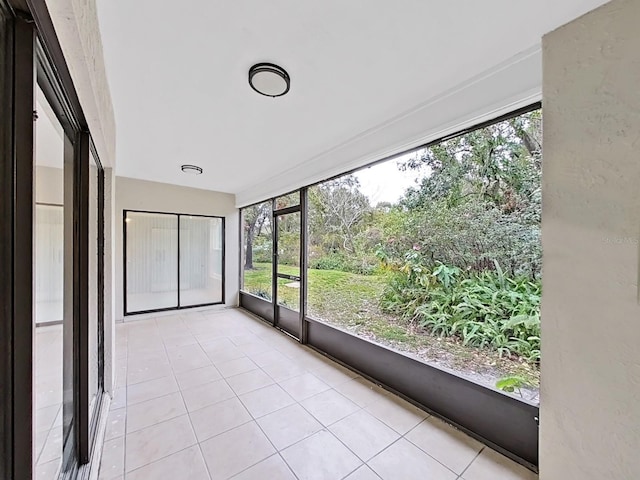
[35,205,64,324]
[34,86,65,478]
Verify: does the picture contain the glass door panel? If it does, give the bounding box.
[125,212,179,313]
[275,211,301,337]
[34,85,70,479]
[179,216,224,306]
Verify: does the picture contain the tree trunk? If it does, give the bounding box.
[244,228,255,270]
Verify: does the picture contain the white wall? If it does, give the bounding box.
[541,0,640,478]
[115,176,239,321]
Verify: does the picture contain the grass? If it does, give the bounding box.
[243,263,540,392]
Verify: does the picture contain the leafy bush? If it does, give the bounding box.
[310,252,377,275]
[381,258,540,362]
[377,200,541,279]
[310,252,351,271]
[496,376,530,397]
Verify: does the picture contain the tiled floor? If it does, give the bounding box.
[99,308,538,480]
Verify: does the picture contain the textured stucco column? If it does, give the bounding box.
[541,0,640,478]
[46,0,116,168]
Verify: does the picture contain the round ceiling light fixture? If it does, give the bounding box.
[181,164,203,175]
[248,63,290,97]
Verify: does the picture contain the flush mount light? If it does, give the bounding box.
[181,164,203,175]
[248,63,290,97]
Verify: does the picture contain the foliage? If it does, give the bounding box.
[243,263,539,386]
[242,263,386,317]
[308,176,380,274]
[242,202,271,270]
[380,258,541,362]
[400,111,541,214]
[377,200,541,279]
[242,110,542,374]
[309,250,379,275]
[496,376,529,397]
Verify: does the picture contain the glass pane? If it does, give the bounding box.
[125,212,178,312]
[307,110,542,403]
[241,202,272,300]
[276,213,300,270]
[179,216,224,306]
[88,152,100,424]
[275,191,299,209]
[34,85,66,477]
[277,276,300,311]
[276,212,300,311]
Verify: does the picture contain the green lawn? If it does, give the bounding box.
[243,262,540,392]
[243,262,386,315]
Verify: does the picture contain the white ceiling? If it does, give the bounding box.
[97,0,608,206]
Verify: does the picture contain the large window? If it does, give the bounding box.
[124,211,224,314]
[241,201,273,300]
[241,109,542,402]
[307,110,542,401]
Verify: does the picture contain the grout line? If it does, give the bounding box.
[119,310,497,480]
[459,445,485,478]
[121,318,194,476]
[276,451,301,480]
[400,429,466,478]
[297,389,365,428]
[178,383,214,480]
[123,442,202,479]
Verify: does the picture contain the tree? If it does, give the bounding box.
[309,175,371,254]
[399,110,541,217]
[243,202,270,270]
[384,110,542,278]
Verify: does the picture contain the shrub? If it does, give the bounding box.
[309,251,379,275]
[381,259,541,362]
[377,200,541,280]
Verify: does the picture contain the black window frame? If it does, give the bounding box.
[123,209,226,316]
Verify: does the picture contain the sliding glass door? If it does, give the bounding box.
[34,83,71,479]
[180,216,224,306]
[1,3,108,478]
[124,211,224,315]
